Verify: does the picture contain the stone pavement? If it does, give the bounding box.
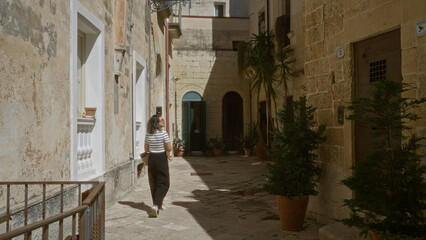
[105,155,322,240]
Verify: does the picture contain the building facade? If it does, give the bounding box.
[172,0,250,153]
[0,0,180,209]
[303,0,426,223]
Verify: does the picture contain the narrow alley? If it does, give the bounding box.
[105,155,321,240]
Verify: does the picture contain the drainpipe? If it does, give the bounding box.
[148,0,152,116]
[266,0,270,33]
[165,18,170,134]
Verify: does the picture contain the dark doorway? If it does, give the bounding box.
[222,92,243,151]
[182,92,206,154]
[354,29,402,165]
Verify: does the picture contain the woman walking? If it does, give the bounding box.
[144,115,172,217]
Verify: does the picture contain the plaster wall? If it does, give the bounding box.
[0,0,157,209]
[172,17,250,141]
[304,0,426,223]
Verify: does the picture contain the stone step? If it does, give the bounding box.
[319,223,367,240]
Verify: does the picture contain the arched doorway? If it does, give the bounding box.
[222,91,243,151]
[182,91,206,154]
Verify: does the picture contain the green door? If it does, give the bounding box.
[182,92,205,153]
[182,101,191,153]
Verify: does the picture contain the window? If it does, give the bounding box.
[72,0,105,180]
[369,59,387,82]
[215,3,224,17]
[77,31,86,117]
[258,11,265,33]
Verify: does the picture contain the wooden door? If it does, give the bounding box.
[222,92,243,151]
[354,29,402,164]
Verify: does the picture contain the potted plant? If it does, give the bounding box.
[339,78,426,240]
[85,107,97,116]
[264,95,326,231]
[207,137,225,157]
[173,137,185,157]
[240,122,259,156]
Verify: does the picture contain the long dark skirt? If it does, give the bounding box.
[147,152,170,208]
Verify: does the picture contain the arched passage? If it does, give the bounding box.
[182,91,205,154]
[222,91,243,151]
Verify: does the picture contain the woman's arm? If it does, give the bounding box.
[165,142,172,160]
[144,143,149,153]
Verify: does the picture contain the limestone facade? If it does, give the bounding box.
[172,3,250,145]
[303,0,426,223]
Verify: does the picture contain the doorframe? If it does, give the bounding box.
[132,51,147,161]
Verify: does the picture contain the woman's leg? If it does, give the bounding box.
[154,153,170,209]
[148,154,157,205]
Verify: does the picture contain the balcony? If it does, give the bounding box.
[168,3,183,39]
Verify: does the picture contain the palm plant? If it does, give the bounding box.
[249,31,279,147]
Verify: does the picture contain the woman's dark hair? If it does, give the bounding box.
[147,115,161,134]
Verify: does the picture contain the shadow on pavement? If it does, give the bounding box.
[170,155,296,239]
[118,201,152,216]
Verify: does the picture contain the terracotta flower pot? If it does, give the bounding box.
[85,107,97,116]
[275,195,309,231]
[244,147,252,156]
[176,148,185,157]
[213,149,223,156]
[255,145,267,161]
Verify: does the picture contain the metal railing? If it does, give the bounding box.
[0,181,105,240]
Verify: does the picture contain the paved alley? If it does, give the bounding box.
[105,155,321,240]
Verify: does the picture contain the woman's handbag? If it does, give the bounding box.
[140,152,149,165]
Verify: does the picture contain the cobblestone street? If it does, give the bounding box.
[105,155,321,240]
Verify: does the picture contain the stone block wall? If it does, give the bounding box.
[172,17,250,141]
[304,0,426,223]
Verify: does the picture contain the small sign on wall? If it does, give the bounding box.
[416,19,426,37]
[336,48,345,59]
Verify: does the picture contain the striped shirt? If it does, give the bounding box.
[145,130,170,153]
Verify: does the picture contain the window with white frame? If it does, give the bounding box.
[214,3,225,17]
[72,0,105,180]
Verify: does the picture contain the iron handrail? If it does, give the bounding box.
[0,181,105,240]
[0,206,87,240]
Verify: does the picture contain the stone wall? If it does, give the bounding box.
[304,0,426,223]
[181,0,248,18]
[172,17,250,141]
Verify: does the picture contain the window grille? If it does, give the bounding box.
[369,59,386,82]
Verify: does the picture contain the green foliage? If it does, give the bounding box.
[207,136,225,150]
[264,96,326,197]
[173,126,185,150]
[248,31,295,146]
[340,78,426,239]
[173,137,185,150]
